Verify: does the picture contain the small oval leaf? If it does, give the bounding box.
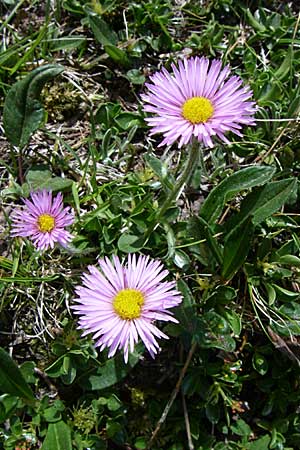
[252,353,268,375]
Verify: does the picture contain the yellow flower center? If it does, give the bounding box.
[113,288,144,320]
[182,96,214,124]
[37,214,55,233]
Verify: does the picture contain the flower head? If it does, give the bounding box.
[10,189,74,251]
[72,254,183,362]
[142,56,256,148]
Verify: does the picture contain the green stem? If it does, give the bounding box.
[18,149,24,185]
[144,140,200,243]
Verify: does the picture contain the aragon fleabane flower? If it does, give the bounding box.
[72,254,183,362]
[142,56,257,148]
[10,189,74,251]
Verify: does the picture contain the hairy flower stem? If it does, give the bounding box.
[144,141,200,243]
[18,152,24,185]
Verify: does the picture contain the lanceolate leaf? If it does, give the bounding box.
[226,178,297,232]
[176,279,197,334]
[250,178,297,225]
[104,44,130,67]
[188,216,223,265]
[200,166,276,225]
[222,216,254,280]
[48,35,86,51]
[87,13,118,46]
[3,64,64,149]
[41,421,72,450]
[0,347,35,401]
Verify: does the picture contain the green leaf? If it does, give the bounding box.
[106,419,122,438]
[117,233,144,253]
[230,418,252,437]
[41,421,72,450]
[273,284,299,301]
[276,239,299,257]
[0,274,60,284]
[45,349,83,381]
[88,346,142,390]
[277,254,300,267]
[144,153,174,190]
[62,0,85,15]
[20,361,36,384]
[188,216,223,265]
[0,394,19,422]
[200,166,275,225]
[287,94,300,117]
[3,64,64,148]
[223,310,242,336]
[48,35,86,51]
[61,356,77,385]
[194,312,235,352]
[222,216,254,280]
[279,302,300,321]
[229,178,297,229]
[244,8,266,32]
[114,112,142,130]
[104,44,130,67]
[44,354,66,378]
[24,168,73,192]
[252,178,297,224]
[126,69,146,85]
[87,13,117,45]
[247,435,271,450]
[252,353,268,375]
[273,47,293,82]
[10,24,48,75]
[0,347,35,401]
[135,437,147,449]
[265,283,276,306]
[43,400,65,423]
[173,250,190,270]
[176,279,197,334]
[205,403,220,424]
[107,394,122,411]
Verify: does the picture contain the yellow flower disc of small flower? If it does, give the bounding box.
[113,288,144,320]
[37,214,55,233]
[182,96,214,124]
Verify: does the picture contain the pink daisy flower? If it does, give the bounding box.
[142,56,257,148]
[72,254,183,363]
[10,190,74,251]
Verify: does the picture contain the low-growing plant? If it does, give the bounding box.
[1,1,300,449]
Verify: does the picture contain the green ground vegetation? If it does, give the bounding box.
[1,0,300,449]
